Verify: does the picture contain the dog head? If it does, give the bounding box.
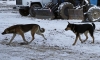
[65,22,72,31]
[2,27,15,35]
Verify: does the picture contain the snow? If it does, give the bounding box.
[0,11,100,60]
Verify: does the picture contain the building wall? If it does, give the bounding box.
[0,0,16,1]
[0,0,16,5]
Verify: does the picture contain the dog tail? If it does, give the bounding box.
[92,23,95,30]
[39,26,45,33]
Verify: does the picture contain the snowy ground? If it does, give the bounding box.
[0,12,100,60]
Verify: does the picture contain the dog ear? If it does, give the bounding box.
[68,22,70,24]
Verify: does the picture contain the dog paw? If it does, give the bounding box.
[72,43,75,46]
[83,40,86,42]
[6,43,10,45]
[25,41,28,43]
[44,38,47,40]
[81,41,84,43]
[6,44,10,45]
[90,42,94,44]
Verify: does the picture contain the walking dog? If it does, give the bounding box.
[65,22,95,45]
[2,24,47,45]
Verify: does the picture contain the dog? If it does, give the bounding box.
[2,24,47,45]
[65,22,95,45]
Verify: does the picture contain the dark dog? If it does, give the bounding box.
[65,22,95,45]
[2,24,47,45]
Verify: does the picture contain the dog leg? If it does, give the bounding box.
[17,30,28,43]
[38,33,47,40]
[19,34,29,45]
[20,34,28,43]
[36,30,47,40]
[7,34,16,45]
[90,34,94,43]
[36,29,47,40]
[83,31,88,42]
[91,36,94,43]
[28,27,38,44]
[78,34,83,43]
[29,33,35,44]
[73,34,79,45]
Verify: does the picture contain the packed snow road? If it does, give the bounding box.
[0,12,100,60]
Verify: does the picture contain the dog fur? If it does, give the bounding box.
[2,24,47,45]
[65,22,95,45]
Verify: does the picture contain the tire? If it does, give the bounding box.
[19,9,29,16]
[29,4,41,17]
[88,6,100,21]
[59,2,74,19]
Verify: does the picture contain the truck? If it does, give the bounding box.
[15,0,100,21]
[15,0,51,17]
